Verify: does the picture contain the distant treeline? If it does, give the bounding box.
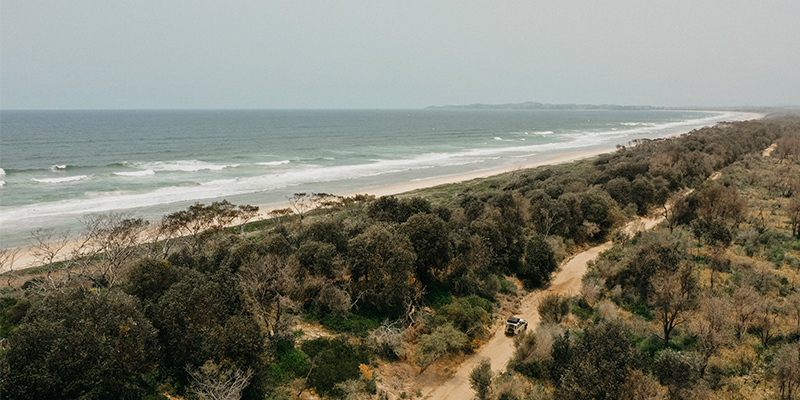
[1,115,798,399]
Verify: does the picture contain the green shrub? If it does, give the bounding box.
[414,323,468,373]
[571,301,594,322]
[268,348,309,384]
[365,378,378,394]
[300,337,370,396]
[766,245,785,266]
[424,287,453,308]
[509,330,550,380]
[555,320,640,399]
[470,359,493,400]
[499,275,518,295]
[624,302,653,321]
[539,293,571,324]
[310,311,383,338]
[760,230,789,247]
[654,349,702,398]
[3,289,160,399]
[0,297,31,338]
[634,336,666,360]
[438,295,493,339]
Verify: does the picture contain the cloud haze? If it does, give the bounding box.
[2,1,798,109]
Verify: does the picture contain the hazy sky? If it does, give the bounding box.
[2,1,799,109]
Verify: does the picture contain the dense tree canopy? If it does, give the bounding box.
[3,289,159,400]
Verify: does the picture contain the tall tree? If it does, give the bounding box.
[556,320,642,400]
[788,195,800,238]
[692,296,731,375]
[348,224,419,315]
[731,283,761,340]
[238,254,299,338]
[648,261,698,347]
[400,212,452,286]
[518,233,557,289]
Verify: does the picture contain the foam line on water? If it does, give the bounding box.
[114,170,156,177]
[132,160,240,172]
[256,160,291,166]
[31,175,90,184]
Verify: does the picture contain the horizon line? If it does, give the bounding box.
[1,105,795,112]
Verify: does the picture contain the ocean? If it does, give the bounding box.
[0,109,753,249]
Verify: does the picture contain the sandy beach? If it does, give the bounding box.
[1,147,615,274]
[1,111,765,274]
[338,147,616,199]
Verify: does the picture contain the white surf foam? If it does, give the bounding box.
[621,122,657,126]
[256,160,291,166]
[0,150,507,224]
[114,170,156,177]
[534,131,554,135]
[50,165,67,171]
[0,168,5,176]
[579,112,735,139]
[32,175,90,184]
[136,160,239,172]
[494,137,503,141]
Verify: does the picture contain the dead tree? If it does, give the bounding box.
[186,360,254,400]
[0,247,20,287]
[27,228,73,290]
[648,261,698,347]
[70,213,148,288]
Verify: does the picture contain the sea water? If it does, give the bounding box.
[0,109,752,249]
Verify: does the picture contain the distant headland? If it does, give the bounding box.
[426,101,658,110]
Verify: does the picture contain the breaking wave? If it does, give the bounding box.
[32,175,90,184]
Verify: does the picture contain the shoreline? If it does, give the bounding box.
[337,147,614,199]
[251,111,765,214]
[1,111,766,274]
[0,147,618,274]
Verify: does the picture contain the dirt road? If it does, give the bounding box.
[421,216,663,400]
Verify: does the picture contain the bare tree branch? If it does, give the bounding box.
[187,361,253,400]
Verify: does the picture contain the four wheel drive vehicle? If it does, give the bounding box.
[505,316,528,335]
